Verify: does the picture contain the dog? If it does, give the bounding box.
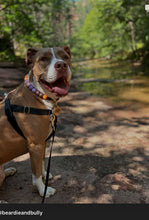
[0,46,72,198]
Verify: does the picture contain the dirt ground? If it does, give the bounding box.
[0,67,149,203]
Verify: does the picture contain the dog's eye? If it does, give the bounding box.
[64,55,69,60]
[40,56,49,62]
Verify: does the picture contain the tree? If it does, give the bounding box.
[71,0,149,59]
[0,0,74,60]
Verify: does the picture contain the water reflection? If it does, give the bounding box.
[73,59,149,112]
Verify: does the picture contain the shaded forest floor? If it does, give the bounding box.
[0,65,149,203]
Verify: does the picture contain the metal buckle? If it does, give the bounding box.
[49,110,52,116]
[24,106,30,114]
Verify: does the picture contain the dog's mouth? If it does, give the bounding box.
[40,76,70,97]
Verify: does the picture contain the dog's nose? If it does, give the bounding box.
[54,61,68,71]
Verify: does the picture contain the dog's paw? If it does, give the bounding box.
[45,187,56,198]
[5,167,17,177]
[40,187,56,198]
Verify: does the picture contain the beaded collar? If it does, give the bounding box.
[24,74,54,101]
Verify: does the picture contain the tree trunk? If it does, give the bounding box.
[129,21,137,58]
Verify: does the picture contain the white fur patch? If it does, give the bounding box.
[42,161,53,180]
[51,48,56,59]
[32,174,56,197]
[46,58,59,83]
[32,76,53,110]
[42,100,53,109]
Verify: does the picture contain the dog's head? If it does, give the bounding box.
[26,46,72,97]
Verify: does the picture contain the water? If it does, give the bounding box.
[0,59,149,113]
[73,59,149,112]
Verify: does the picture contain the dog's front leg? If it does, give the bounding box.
[42,144,53,180]
[28,143,56,198]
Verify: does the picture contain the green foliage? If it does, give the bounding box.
[0,0,74,60]
[70,0,149,60]
[0,0,149,61]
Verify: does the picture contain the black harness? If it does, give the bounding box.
[5,98,55,141]
[4,98,57,203]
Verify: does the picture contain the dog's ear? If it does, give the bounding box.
[26,47,38,67]
[63,46,71,58]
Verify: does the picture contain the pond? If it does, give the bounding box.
[73,59,149,113]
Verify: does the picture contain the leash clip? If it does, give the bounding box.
[24,106,30,114]
[50,114,56,131]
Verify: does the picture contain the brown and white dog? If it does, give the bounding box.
[0,46,72,198]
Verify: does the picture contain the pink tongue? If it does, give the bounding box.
[52,82,70,96]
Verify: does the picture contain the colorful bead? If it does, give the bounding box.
[29,85,33,90]
[26,82,31,87]
[24,75,29,80]
[42,94,47,100]
[32,88,36,93]
[36,91,40,95]
[24,74,48,100]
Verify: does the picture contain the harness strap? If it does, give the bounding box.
[5,98,54,140]
[10,104,52,115]
[5,99,27,139]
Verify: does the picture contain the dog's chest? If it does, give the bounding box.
[42,99,53,109]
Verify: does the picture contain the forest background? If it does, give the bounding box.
[0,0,149,63]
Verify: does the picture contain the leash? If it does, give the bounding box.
[41,115,57,204]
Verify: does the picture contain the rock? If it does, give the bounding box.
[97,194,113,203]
[53,175,62,181]
[101,173,141,192]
